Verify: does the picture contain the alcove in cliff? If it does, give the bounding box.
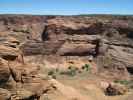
[126,67,133,75]
[41,25,49,41]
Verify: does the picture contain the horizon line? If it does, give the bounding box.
[0,13,133,16]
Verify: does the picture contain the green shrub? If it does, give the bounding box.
[48,70,56,79]
[114,80,130,85]
[82,64,91,71]
[52,75,56,79]
[55,68,59,72]
[129,82,133,89]
[13,29,30,33]
[84,64,90,71]
[48,70,54,76]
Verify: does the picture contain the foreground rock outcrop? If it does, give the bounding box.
[0,57,57,100]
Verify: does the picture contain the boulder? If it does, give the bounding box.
[8,62,39,83]
[105,83,128,96]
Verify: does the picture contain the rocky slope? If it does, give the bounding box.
[0,14,133,100]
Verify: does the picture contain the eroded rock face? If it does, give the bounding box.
[0,15,132,79]
[0,15,133,99]
[0,46,19,61]
[0,59,56,99]
[0,58,10,86]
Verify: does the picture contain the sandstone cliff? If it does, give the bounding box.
[0,15,133,100]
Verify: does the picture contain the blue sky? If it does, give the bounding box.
[0,0,133,15]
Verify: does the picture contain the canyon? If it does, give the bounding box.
[0,15,133,100]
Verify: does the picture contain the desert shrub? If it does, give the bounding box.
[60,70,78,76]
[78,70,82,73]
[55,68,59,72]
[82,64,91,71]
[81,66,85,70]
[68,66,78,76]
[48,70,54,76]
[13,29,30,33]
[114,80,130,85]
[84,64,90,71]
[68,66,72,70]
[129,81,133,89]
[51,75,56,79]
[48,70,56,79]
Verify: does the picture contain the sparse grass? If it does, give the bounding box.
[47,64,91,78]
[60,66,78,77]
[103,56,113,66]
